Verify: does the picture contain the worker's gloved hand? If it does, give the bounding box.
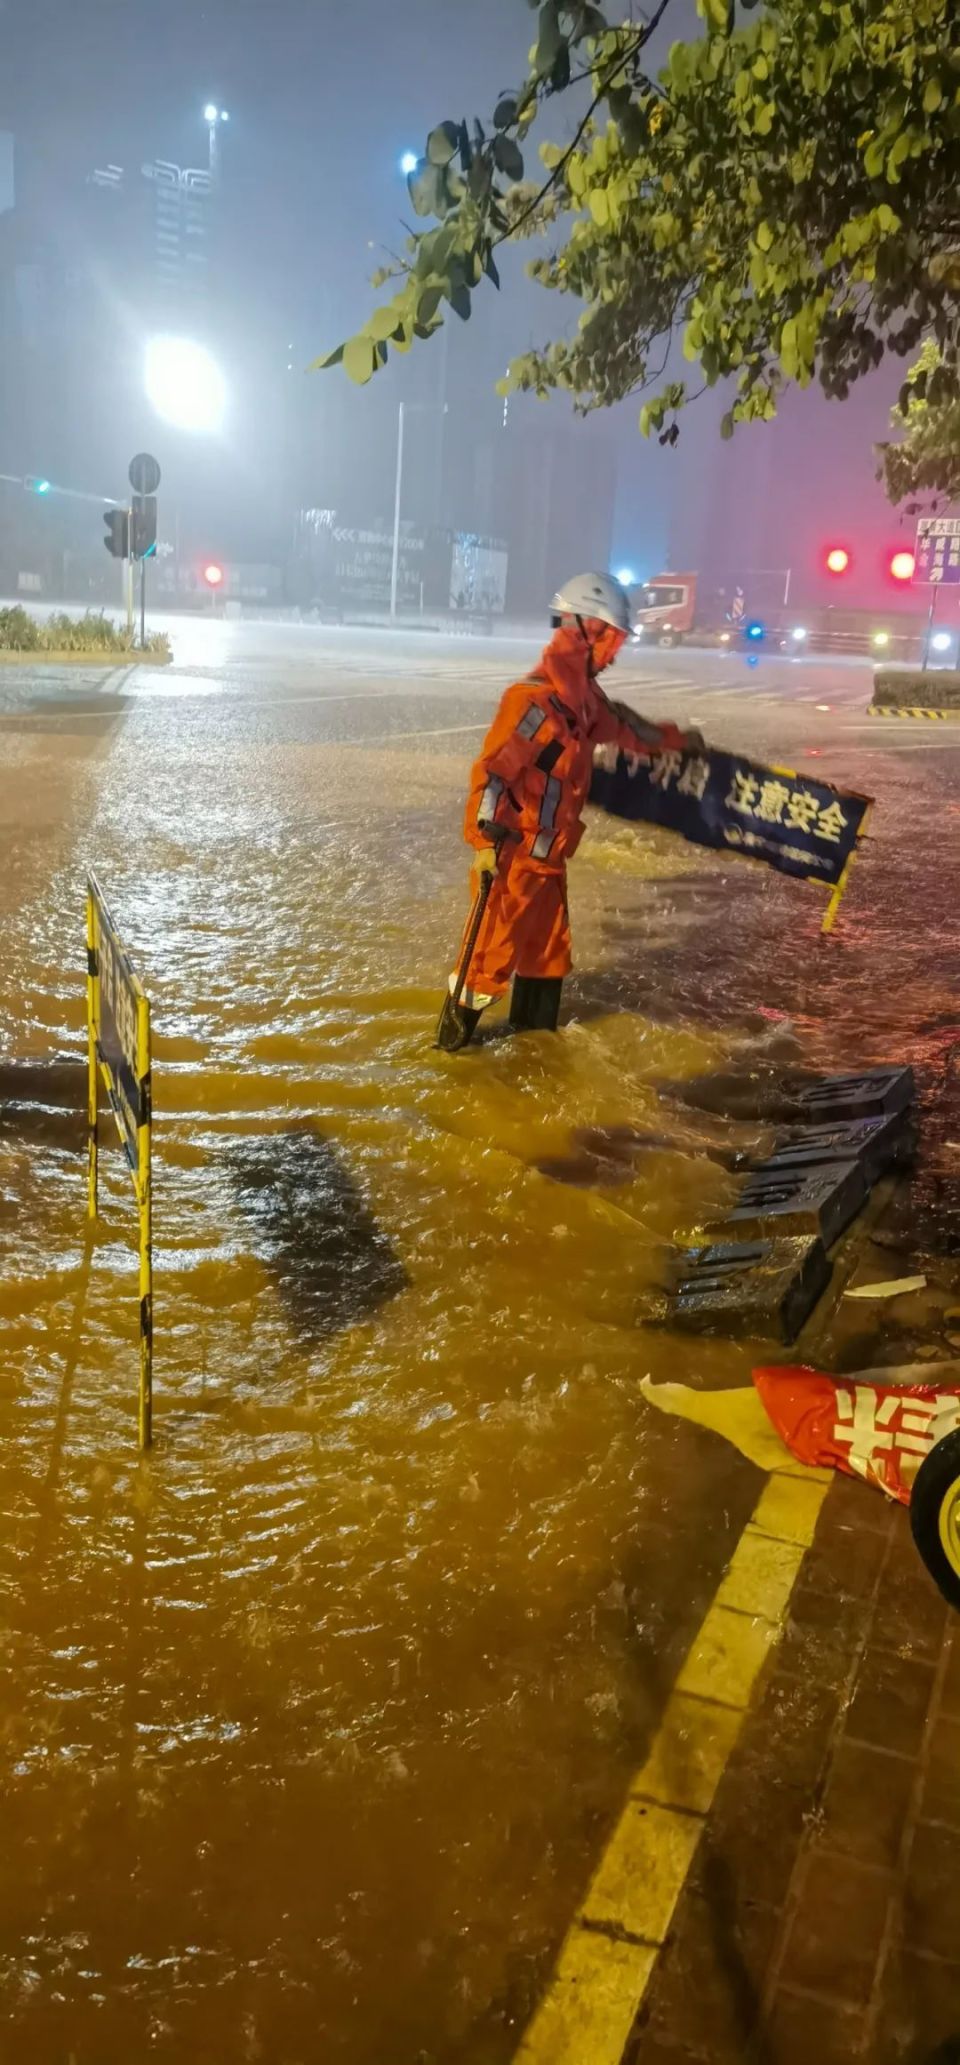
[680,727,706,753]
[470,845,499,890]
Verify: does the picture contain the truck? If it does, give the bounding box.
[632,571,700,647]
[632,571,746,647]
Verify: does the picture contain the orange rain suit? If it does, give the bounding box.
[454,622,686,1006]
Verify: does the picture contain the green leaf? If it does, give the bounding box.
[493,95,518,131]
[863,135,885,178]
[343,337,376,385]
[494,134,524,180]
[886,130,912,182]
[780,317,799,379]
[447,283,472,321]
[588,187,609,226]
[427,122,460,167]
[550,44,571,92]
[755,220,774,252]
[923,78,943,114]
[311,343,344,372]
[668,41,690,90]
[409,161,446,218]
[416,285,444,326]
[535,1,563,77]
[369,304,402,342]
[753,100,776,136]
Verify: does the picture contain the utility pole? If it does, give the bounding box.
[390,400,449,621]
[390,403,405,620]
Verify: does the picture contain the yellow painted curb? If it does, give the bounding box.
[513,1467,830,2065]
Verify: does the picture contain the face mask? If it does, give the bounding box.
[590,626,628,673]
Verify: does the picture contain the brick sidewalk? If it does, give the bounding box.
[624,1473,960,2064]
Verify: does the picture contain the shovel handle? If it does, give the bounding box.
[450,867,495,1013]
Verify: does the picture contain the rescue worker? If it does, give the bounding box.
[436,571,703,1051]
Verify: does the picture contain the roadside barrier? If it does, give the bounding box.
[868,706,959,721]
[664,1069,915,1342]
[86,874,153,1449]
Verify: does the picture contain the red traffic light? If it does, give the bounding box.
[825,546,850,575]
[889,550,915,583]
[203,562,224,588]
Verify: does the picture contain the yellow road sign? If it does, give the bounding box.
[86,875,153,1449]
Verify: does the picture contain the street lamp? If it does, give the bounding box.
[145,336,227,434]
[204,104,230,177]
[400,151,419,176]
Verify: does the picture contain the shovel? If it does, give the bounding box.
[448,823,521,1014]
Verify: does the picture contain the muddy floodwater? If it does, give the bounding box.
[1,628,957,2062]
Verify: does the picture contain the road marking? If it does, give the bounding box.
[383,723,488,741]
[513,1467,828,2065]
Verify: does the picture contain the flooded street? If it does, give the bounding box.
[2,621,958,2063]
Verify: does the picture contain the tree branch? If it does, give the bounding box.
[494,0,677,251]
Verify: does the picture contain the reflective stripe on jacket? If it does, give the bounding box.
[464,622,685,868]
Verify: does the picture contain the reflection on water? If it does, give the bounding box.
[2,650,955,2062]
[228,1128,407,1341]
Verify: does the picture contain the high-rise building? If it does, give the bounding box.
[88,151,217,320]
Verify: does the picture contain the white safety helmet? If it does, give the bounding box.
[550,571,632,634]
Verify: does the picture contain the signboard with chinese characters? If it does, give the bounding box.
[589,743,872,915]
[915,516,960,586]
[92,886,143,1174]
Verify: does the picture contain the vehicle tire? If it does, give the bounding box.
[910,1428,960,1610]
[658,631,679,649]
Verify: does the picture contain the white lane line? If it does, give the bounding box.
[382,723,488,741]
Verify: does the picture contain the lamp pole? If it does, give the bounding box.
[390,400,447,621]
[390,404,406,620]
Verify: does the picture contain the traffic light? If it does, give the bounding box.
[889,549,915,582]
[103,507,130,559]
[825,546,851,575]
[25,476,52,495]
[131,495,158,561]
[203,562,224,588]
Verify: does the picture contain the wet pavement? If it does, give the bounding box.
[1,619,958,2063]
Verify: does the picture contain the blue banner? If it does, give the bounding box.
[589,742,871,892]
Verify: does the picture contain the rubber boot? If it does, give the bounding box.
[509,975,563,1033]
[435,994,483,1052]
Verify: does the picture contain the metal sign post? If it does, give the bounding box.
[85,875,154,1449]
[914,517,960,670]
[129,453,161,651]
